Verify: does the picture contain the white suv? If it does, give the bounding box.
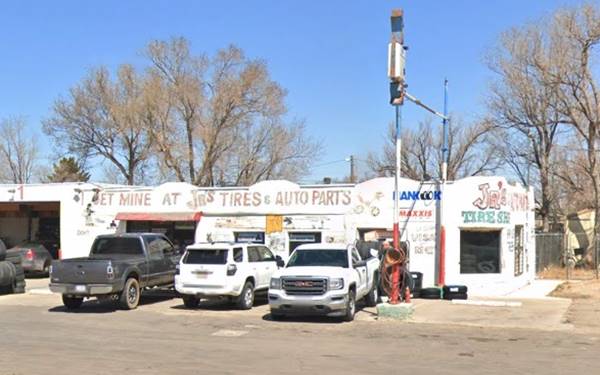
[175,242,284,309]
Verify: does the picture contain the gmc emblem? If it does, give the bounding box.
[295,281,313,287]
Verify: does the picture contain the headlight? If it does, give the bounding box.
[329,278,344,290]
[270,278,281,289]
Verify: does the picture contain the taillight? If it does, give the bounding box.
[58,249,62,260]
[106,262,114,280]
[226,264,237,276]
[25,249,34,261]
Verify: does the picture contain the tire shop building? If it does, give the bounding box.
[0,176,534,296]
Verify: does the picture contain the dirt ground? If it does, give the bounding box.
[537,265,598,280]
[551,279,600,332]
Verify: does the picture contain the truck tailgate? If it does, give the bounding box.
[51,258,112,284]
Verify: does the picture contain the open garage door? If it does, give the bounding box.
[0,202,61,259]
[118,212,202,254]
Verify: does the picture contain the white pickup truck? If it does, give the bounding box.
[268,243,380,321]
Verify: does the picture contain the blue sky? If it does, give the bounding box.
[0,0,585,183]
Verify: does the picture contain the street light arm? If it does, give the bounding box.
[404,92,448,121]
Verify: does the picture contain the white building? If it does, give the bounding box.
[0,176,534,296]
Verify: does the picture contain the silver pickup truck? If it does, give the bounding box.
[50,233,179,310]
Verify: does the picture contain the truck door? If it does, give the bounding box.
[145,235,176,286]
[351,248,367,296]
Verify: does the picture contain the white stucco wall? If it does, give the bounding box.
[0,176,535,296]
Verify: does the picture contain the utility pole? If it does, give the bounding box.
[349,155,356,183]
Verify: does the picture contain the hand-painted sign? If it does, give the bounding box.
[462,210,510,224]
[472,181,528,211]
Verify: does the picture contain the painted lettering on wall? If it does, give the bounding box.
[410,226,435,255]
[462,210,510,224]
[399,209,432,219]
[472,181,528,211]
[190,189,352,209]
[96,192,152,207]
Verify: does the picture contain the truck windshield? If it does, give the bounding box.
[91,238,144,256]
[286,250,348,268]
[184,249,228,265]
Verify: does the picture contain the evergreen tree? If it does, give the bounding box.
[46,157,90,182]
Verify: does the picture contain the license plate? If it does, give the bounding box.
[75,285,86,292]
[195,273,208,279]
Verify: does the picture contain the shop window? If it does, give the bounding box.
[514,225,524,276]
[234,232,265,244]
[288,232,321,254]
[460,230,500,274]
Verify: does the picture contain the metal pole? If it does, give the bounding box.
[438,80,448,286]
[350,155,355,183]
[391,104,402,304]
[442,79,448,182]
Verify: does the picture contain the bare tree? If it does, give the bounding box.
[43,66,153,185]
[487,24,565,231]
[0,117,39,184]
[144,38,316,186]
[367,118,497,180]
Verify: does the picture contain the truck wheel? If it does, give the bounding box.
[237,281,254,310]
[183,295,200,309]
[119,278,141,310]
[62,295,83,310]
[365,280,380,307]
[343,290,356,322]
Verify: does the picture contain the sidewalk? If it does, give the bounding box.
[401,279,573,331]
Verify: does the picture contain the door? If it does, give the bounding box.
[257,246,278,287]
[145,235,166,286]
[146,235,177,286]
[247,246,265,288]
[514,225,524,276]
[351,247,367,296]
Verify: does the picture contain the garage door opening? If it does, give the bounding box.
[125,221,196,254]
[0,202,61,259]
[117,212,202,254]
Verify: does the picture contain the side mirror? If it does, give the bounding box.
[275,255,285,268]
[369,249,379,258]
[353,260,367,268]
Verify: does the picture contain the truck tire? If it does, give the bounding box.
[119,278,141,310]
[62,295,83,309]
[365,277,380,307]
[343,290,356,322]
[236,281,254,310]
[183,295,200,309]
[0,262,16,286]
[420,287,442,299]
[0,247,6,261]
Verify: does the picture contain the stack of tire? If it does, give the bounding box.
[442,285,468,300]
[0,246,26,295]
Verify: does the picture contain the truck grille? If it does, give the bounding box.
[282,277,327,296]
